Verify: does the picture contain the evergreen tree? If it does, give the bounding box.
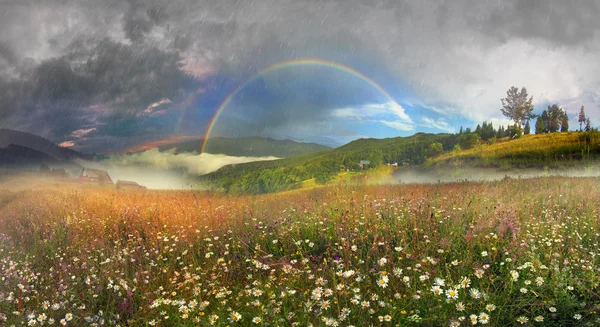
[535,116,545,134]
[497,125,505,138]
[545,104,568,133]
[578,106,586,131]
[585,117,591,132]
[486,121,495,140]
[541,110,550,133]
[547,105,561,132]
[560,112,569,132]
[524,120,531,135]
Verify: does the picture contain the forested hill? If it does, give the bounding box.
[199,133,457,193]
[199,129,600,194]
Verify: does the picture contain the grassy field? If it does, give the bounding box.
[430,131,600,168]
[0,178,599,326]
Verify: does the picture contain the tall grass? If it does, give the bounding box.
[431,131,600,168]
[0,178,599,326]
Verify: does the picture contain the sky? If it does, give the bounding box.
[0,0,599,153]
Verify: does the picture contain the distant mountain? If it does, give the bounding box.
[0,144,60,168]
[0,129,95,161]
[157,136,331,158]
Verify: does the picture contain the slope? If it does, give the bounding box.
[430,131,600,168]
[0,129,95,161]
[199,133,453,193]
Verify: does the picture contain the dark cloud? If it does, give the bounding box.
[0,35,199,149]
[0,42,17,66]
[476,0,600,45]
[1,0,600,151]
[61,37,196,108]
[123,0,169,43]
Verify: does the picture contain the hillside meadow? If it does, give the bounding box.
[0,177,599,326]
[430,132,600,169]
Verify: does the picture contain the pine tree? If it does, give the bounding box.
[560,112,569,132]
[524,120,531,135]
[546,104,568,133]
[535,116,545,134]
[578,106,586,131]
[585,117,591,132]
[541,110,550,133]
[497,125,505,138]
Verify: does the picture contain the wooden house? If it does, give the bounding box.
[79,168,113,184]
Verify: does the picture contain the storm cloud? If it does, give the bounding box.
[0,0,599,152]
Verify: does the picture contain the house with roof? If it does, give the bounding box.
[78,168,113,184]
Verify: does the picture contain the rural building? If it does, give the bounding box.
[79,168,113,184]
[359,160,370,170]
[116,180,147,190]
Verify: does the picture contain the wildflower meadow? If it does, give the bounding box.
[0,177,599,326]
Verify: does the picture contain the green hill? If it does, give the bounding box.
[430,131,600,168]
[199,133,453,193]
[199,131,600,194]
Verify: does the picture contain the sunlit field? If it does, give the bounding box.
[1,178,599,326]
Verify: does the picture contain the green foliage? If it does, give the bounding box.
[428,142,444,157]
[314,160,338,184]
[523,120,531,135]
[200,115,595,195]
[433,132,600,168]
[456,132,481,149]
[585,117,591,132]
[535,116,545,134]
[500,86,534,127]
[478,121,496,140]
[200,133,455,194]
[506,124,522,138]
[561,116,569,132]
[542,105,569,133]
[367,149,384,167]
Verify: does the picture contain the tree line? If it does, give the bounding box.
[499,86,593,134]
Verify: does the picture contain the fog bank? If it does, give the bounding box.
[376,165,600,185]
[76,149,279,189]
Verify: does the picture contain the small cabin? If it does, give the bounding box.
[79,168,113,184]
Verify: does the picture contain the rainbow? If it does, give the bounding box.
[200,58,398,153]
